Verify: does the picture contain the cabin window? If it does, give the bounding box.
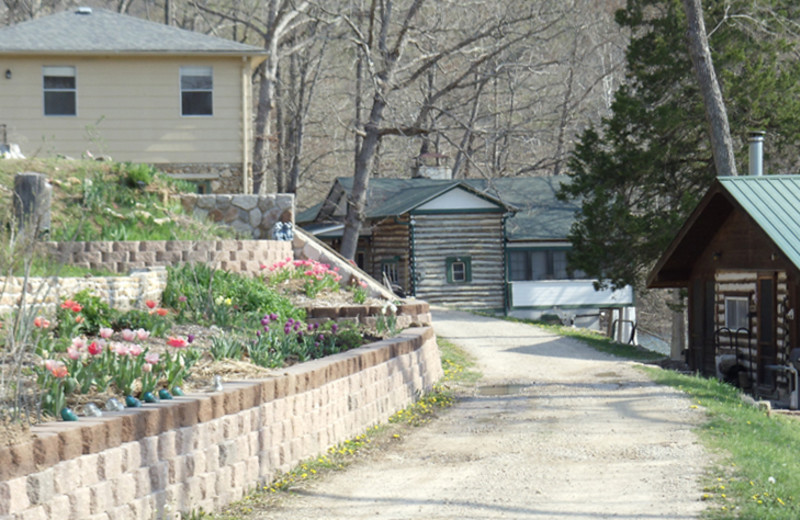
[446,256,472,283]
[381,257,400,285]
[509,249,586,281]
[43,66,76,116]
[725,296,750,330]
[180,66,213,116]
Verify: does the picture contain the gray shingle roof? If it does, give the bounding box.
[303,176,577,242]
[0,8,266,55]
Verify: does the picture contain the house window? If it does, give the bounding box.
[446,256,472,284]
[725,296,750,330]
[509,249,586,281]
[381,257,400,285]
[180,66,213,116]
[43,66,76,116]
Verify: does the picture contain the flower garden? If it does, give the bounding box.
[2,257,403,428]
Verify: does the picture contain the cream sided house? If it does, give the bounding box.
[0,7,266,193]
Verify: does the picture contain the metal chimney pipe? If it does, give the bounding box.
[749,131,765,176]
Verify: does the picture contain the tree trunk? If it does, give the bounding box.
[340,94,386,260]
[682,0,737,177]
[670,289,686,361]
[252,59,275,194]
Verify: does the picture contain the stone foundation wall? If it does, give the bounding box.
[0,268,167,316]
[178,194,294,240]
[0,327,443,520]
[48,240,292,276]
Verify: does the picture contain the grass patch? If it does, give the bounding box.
[495,314,664,361]
[438,336,482,386]
[643,366,800,519]
[202,337,472,519]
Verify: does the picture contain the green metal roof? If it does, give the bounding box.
[719,175,800,269]
[0,8,266,55]
[305,176,577,242]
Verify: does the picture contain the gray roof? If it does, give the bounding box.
[0,8,266,55]
[302,175,577,242]
[719,175,800,270]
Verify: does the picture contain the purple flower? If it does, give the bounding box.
[256,331,261,337]
[187,334,195,344]
[307,323,314,332]
[286,318,294,326]
[317,334,324,342]
[313,323,320,331]
[264,325,270,333]
[261,316,270,326]
[270,313,278,321]
[284,325,291,335]
[298,331,304,338]
[331,323,339,333]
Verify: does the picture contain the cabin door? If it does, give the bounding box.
[757,274,777,388]
[690,278,716,375]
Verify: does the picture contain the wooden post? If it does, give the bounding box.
[13,172,51,237]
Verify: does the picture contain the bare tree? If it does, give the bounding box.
[682,0,737,177]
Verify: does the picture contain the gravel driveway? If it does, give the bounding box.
[254,308,710,519]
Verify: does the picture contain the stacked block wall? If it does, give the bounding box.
[0,327,442,520]
[48,239,292,276]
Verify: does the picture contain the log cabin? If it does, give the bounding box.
[648,174,800,408]
[300,174,635,335]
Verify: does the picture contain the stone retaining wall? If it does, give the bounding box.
[0,269,167,316]
[178,194,294,240]
[48,240,292,276]
[0,327,443,520]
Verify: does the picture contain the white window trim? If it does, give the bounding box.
[42,65,77,117]
[179,66,213,117]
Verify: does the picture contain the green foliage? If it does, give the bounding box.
[67,289,118,336]
[114,308,173,337]
[162,263,303,329]
[122,162,156,188]
[645,367,800,519]
[561,0,800,289]
[0,158,239,244]
[209,335,245,361]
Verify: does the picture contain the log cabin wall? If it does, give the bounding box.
[691,212,798,401]
[412,213,505,309]
[370,218,412,293]
[713,271,791,400]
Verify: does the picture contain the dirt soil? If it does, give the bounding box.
[252,308,711,520]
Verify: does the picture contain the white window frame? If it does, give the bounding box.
[180,66,213,117]
[724,296,750,330]
[42,66,76,116]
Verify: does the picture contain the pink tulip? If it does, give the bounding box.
[135,328,150,341]
[129,344,143,357]
[145,352,159,365]
[99,327,114,339]
[121,329,136,342]
[71,337,86,350]
[67,346,81,360]
[87,341,103,356]
[142,363,152,373]
[167,337,188,349]
[113,343,130,356]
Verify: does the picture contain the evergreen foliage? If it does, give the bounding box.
[559,0,800,289]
